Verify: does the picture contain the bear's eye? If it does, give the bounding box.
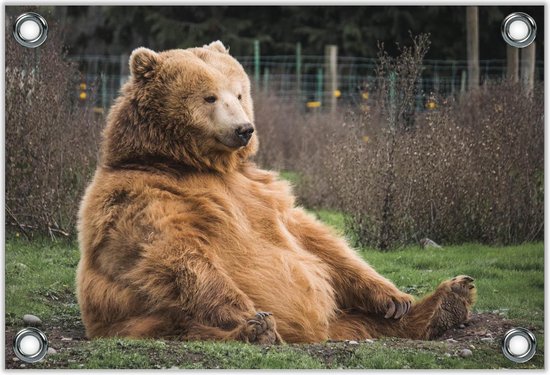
[204,96,217,104]
[237,94,242,100]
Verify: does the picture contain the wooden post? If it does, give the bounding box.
[101,73,108,110]
[466,6,479,90]
[324,45,338,113]
[460,70,467,93]
[295,43,302,98]
[119,53,129,87]
[263,67,269,93]
[316,68,323,103]
[521,42,536,91]
[506,45,519,82]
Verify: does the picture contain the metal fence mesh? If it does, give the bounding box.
[70,54,544,111]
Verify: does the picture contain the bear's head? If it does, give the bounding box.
[101,41,258,173]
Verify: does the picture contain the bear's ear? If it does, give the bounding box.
[204,40,230,54]
[129,47,159,81]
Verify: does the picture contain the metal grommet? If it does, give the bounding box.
[13,12,48,48]
[13,327,49,363]
[501,12,536,48]
[502,328,537,363]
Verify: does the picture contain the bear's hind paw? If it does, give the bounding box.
[449,275,476,301]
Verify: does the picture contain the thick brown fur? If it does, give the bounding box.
[76,41,476,344]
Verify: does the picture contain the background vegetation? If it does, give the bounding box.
[6,23,103,238]
[254,36,544,249]
[5,20,544,248]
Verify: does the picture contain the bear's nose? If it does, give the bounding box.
[235,124,254,146]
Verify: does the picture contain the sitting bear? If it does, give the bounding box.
[76,41,476,344]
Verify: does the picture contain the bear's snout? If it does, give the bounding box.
[234,124,254,146]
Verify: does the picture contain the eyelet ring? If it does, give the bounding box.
[13,12,48,48]
[501,12,536,48]
[502,327,537,363]
[13,327,49,363]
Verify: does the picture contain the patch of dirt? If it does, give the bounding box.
[440,312,522,341]
[4,313,537,369]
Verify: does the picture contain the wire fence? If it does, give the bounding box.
[70,54,544,112]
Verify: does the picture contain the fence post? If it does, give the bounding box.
[253,40,260,92]
[295,42,302,99]
[119,53,129,87]
[520,42,535,92]
[316,68,323,103]
[101,73,108,110]
[324,45,338,113]
[460,70,467,93]
[263,67,270,93]
[466,6,479,90]
[506,45,519,82]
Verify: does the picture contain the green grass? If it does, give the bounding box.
[279,170,301,186]
[5,221,544,369]
[300,210,543,326]
[5,237,80,326]
[44,337,542,369]
[363,242,544,326]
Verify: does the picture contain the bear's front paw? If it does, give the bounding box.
[369,288,414,319]
[239,312,283,344]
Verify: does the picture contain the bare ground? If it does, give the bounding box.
[5,312,540,369]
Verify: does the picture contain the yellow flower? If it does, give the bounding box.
[306,101,321,108]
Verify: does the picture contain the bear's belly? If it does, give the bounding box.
[201,182,338,341]
[215,230,337,342]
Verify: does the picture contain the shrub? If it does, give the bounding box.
[253,94,304,171]
[253,93,346,208]
[6,16,102,238]
[253,36,543,249]
[407,83,544,245]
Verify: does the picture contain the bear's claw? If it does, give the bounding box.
[255,311,273,319]
[384,299,412,319]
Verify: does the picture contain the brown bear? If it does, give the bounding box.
[76,41,476,344]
